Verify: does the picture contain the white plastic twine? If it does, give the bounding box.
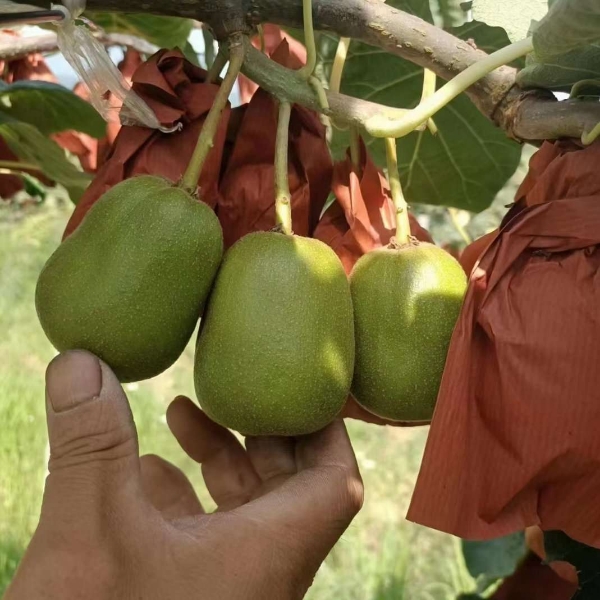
[51,1,179,132]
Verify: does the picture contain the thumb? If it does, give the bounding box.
[41,350,140,525]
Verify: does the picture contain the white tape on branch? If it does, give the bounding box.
[51,2,179,132]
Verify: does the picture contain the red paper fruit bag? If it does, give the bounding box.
[217,40,332,248]
[237,24,307,103]
[63,49,231,239]
[314,139,433,275]
[407,140,600,549]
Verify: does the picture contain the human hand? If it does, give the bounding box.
[5,350,363,600]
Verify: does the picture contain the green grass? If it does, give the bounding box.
[0,200,478,599]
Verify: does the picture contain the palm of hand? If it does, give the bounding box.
[6,352,363,600]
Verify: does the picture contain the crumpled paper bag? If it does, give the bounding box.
[63,49,230,238]
[218,40,332,248]
[407,140,600,550]
[314,139,432,276]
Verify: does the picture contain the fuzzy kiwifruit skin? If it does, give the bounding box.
[350,243,467,422]
[194,231,355,436]
[35,175,223,383]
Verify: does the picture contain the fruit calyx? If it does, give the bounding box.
[388,235,420,251]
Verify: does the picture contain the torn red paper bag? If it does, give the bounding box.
[237,25,307,103]
[63,49,230,238]
[407,140,600,549]
[314,139,433,275]
[459,229,499,276]
[218,40,332,248]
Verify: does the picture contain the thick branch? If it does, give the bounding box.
[241,41,406,126]
[29,0,600,142]
[243,42,600,143]
[35,0,513,118]
[251,0,516,121]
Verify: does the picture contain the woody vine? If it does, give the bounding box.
[25,0,600,146]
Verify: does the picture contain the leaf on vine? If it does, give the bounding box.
[0,80,105,138]
[517,44,600,92]
[0,115,91,201]
[320,9,522,212]
[544,531,600,600]
[472,0,547,42]
[88,13,193,50]
[462,532,528,585]
[532,0,600,60]
[19,171,47,200]
[432,0,466,28]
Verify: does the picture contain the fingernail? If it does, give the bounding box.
[46,350,103,413]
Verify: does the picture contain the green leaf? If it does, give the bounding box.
[88,13,193,50]
[462,533,527,582]
[517,43,600,92]
[20,172,47,201]
[533,0,600,59]
[545,531,600,600]
[0,81,105,138]
[451,22,526,68]
[431,0,466,28]
[0,116,91,202]
[472,0,548,42]
[322,14,522,212]
[181,41,200,67]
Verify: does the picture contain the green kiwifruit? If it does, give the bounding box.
[35,175,223,382]
[350,242,467,422]
[194,231,355,436]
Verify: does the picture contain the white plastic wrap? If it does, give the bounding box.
[52,1,176,132]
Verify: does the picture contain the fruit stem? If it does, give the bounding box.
[206,45,227,84]
[447,207,472,245]
[350,126,361,175]
[329,36,351,94]
[297,0,317,80]
[275,101,293,235]
[420,68,438,136]
[257,24,266,53]
[582,121,600,145]
[385,137,410,244]
[0,159,39,172]
[181,35,244,194]
[365,37,534,138]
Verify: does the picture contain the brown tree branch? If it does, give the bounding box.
[27,0,600,142]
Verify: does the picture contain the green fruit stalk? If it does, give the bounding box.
[36,175,223,382]
[350,242,467,422]
[194,231,355,436]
